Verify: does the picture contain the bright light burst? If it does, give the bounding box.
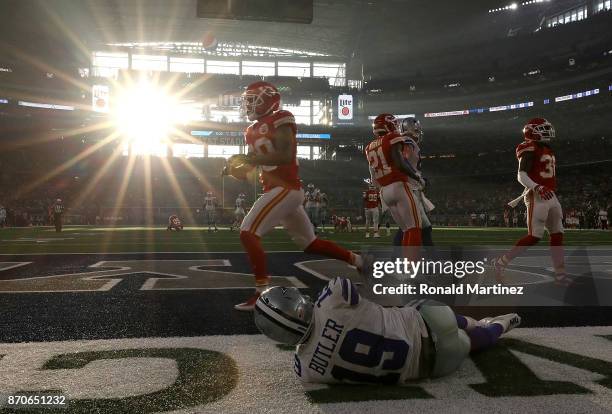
[113,80,179,149]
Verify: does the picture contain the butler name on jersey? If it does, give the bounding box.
[245,109,300,192]
[264,278,428,384]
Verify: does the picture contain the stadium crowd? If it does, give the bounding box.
[1,132,609,229]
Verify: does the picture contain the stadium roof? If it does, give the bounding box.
[1,0,606,77]
[0,1,500,59]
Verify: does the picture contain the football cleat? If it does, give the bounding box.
[373,232,380,238]
[480,313,521,334]
[234,292,261,311]
[357,252,375,285]
[491,257,508,284]
[365,232,370,238]
[554,272,581,287]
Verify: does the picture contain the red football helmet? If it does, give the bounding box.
[240,81,281,121]
[373,113,398,136]
[523,118,555,142]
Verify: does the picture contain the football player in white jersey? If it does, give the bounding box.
[399,117,434,246]
[313,188,322,228]
[255,278,520,384]
[203,191,218,232]
[304,183,318,229]
[319,191,329,232]
[230,193,247,231]
[0,204,6,228]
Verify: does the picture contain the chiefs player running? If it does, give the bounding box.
[365,114,424,250]
[234,81,363,311]
[493,118,569,286]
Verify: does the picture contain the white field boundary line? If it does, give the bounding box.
[0,259,307,292]
[0,262,32,271]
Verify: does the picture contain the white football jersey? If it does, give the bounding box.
[304,190,316,208]
[403,137,423,190]
[320,193,328,208]
[204,196,216,210]
[295,277,427,384]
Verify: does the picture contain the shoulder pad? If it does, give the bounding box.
[516,141,536,158]
[270,110,296,128]
[387,132,408,145]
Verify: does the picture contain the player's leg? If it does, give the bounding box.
[54,213,61,232]
[282,204,362,269]
[237,187,298,310]
[382,182,422,248]
[546,197,570,286]
[383,212,391,236]
[372,208,380,237]
[365,209,372,238]
[306,206,313,226]
[414,190,434,246]
[320,209,326,233]
[417,301,521,377]
[416,302,471,377]
[230,211,237,231]
[494,193,543,281]
[455,313,521,351]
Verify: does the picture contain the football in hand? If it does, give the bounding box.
[222,154,255,181]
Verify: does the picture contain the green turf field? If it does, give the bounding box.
[1,226,610,254]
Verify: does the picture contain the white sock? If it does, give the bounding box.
[352,253,363,269]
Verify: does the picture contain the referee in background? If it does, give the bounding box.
[53,198,64,232]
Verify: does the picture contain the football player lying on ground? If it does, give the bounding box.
[167,214,183,231]
[255,278,520,383]
[224,81,363,311]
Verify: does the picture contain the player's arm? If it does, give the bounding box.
[246,125,294,166]
[368,165,380,189]
[517,151,536,189]
[391,142,422,182]
[315,277,360,308]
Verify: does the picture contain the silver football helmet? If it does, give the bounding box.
[399,117,423,143]
[254,286,314,345]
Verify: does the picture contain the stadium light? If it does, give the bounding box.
[113,80,181,149]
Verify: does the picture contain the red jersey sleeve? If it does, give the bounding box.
[270,110,296,134]
[516,141,536,159]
